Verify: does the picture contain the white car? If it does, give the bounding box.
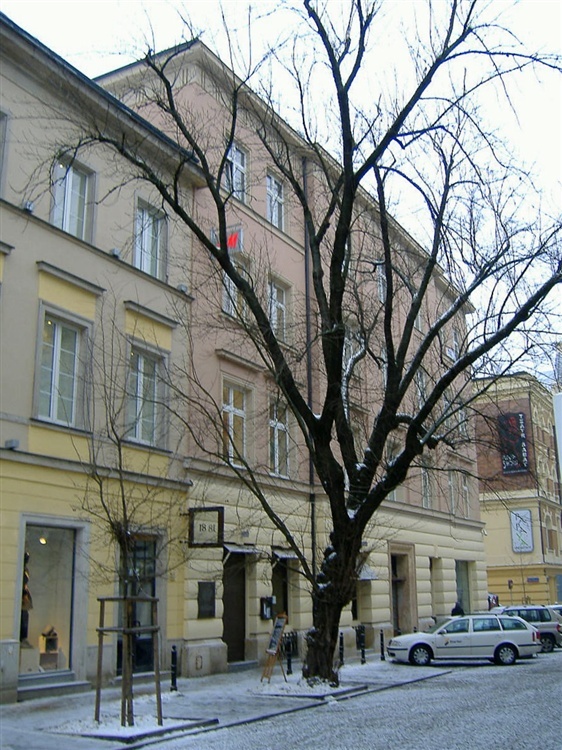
[387,613,541,666]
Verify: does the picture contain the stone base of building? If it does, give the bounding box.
[181,639,227,677]
[0,640,20,704]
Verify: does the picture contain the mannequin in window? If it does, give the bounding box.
[20,551,33,646]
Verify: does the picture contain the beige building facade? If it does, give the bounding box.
[0,15,487,703]
[475,374,562,607]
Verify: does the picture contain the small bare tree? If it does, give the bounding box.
[43,1,561,682]
[74,298,190,724]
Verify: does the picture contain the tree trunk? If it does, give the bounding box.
[303,594,345,685]
[302,539,359,685]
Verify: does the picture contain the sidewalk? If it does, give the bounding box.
[0,655,448,750]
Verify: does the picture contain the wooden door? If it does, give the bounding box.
[222,553,246,662]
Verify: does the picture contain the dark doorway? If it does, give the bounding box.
[117,537,157,674]
[271,558,288,619]
[391,554,407,635]
[222,552,246,662]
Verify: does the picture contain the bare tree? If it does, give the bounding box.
[74,298,190,724]
[46,1,561,682]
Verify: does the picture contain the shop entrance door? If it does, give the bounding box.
[19,524,76,674]
[117,537,156,674]
[222,552,246,662]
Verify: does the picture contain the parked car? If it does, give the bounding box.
[551,604,562,618]
[497,605,562,653]
[387,613,541,666]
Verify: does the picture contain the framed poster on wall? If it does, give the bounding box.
[510,509,533,553]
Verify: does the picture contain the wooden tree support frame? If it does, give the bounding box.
[95,596,163,727]
[261,613,288,683]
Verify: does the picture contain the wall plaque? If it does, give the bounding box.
[188,507,224,547]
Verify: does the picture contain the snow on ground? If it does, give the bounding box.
[45,661,387,739]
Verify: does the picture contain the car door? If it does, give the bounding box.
[470,616,503,658]
[433,617,471,658]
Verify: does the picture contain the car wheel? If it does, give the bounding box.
[409,644,431,666]
[540,634,555,653]
[494,643,517,665]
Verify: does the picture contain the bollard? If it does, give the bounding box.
[379,629,385,661]
[359,626,366,665]
[170,645,178,692]
[339,632,344,665]
[286,635,293,676]
[354,624,366,664]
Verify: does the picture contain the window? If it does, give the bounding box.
[135,201,167,279]
[197,582,216,619]
[448,469,456,514]
[225,144,247,202]
[38,314,82,426]
[473,617,501,632]
[421,463,432,509]
[223,255,249,319]
[269,280,287,340]
[441,618,469,634]
[446,328,461,360]
[500,617,527,631]
[52,160,93,241]
[269,399,289,476]
[376,262,387,303]
[126,348,164,445]
[266,174,284,230]
[222,382,247,463]
[461,474,470,517]
[457,402,469,438]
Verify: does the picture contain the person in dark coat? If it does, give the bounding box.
[451,601,464,616]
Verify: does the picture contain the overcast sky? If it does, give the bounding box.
[2,0,560,207]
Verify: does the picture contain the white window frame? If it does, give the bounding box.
[38,312,83,427]
[225,144,247,202]
[266,173,284,230]
[269,279,288,340]
[377,262,387,303]
[222,381,248,465]
[448,469,457,514]
[446,327,461,360]
[421,463,432,509]
[134,201,167,280]
[222,255,250,319]
[52,159,93,241]
[461,474,470,518]
[269,399,289,477]
[126,347,165,446]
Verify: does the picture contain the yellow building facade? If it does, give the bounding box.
[475,374,562,607]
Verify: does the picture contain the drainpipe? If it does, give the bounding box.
[302,156,316,577]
